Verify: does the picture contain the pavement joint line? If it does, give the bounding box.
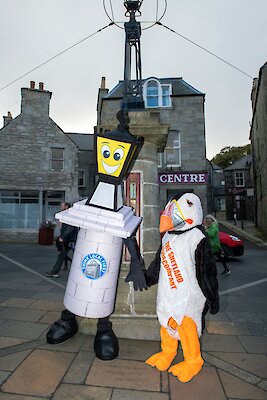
[257,379,267,391]
[219,277,267,296]
[203,352,263,387]
[0,338,46,357]
[0,252,65,289]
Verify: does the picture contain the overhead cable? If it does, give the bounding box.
[156,21,253,80]
[0,22,115,92]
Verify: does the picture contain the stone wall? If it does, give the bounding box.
[0,86,79,203]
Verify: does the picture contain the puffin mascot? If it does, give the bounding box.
[145,193,219,382]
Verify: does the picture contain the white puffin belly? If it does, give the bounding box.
[156,230,206,339]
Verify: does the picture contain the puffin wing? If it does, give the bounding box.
[195,237,219,315]
[144,244,162,287]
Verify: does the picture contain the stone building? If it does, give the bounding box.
[250,62,267,235]
[207,161,226,215]
[97,76,207,265]
[66,133,95,200]
[0,81,79,240]
[224,154,254,221]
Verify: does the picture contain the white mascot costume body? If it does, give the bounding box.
[145,193,219,382]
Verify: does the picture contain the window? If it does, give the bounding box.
[0,190,39,229]
[146,81,159,107]
[158,152,164,167]
[164,131,181,167]
[235,171,245,187]
[217,197,226,211]
[143,79,171,108]
[78,170,86,187]
[51,148,64,171]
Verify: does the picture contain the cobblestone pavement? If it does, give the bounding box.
[0,222,266,400]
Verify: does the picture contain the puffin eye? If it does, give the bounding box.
[101,145,110,159]
[113,148,124,161]
[187,199,193,207]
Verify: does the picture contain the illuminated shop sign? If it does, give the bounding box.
[159,172,208,184]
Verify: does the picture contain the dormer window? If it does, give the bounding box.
[143,79,171,108]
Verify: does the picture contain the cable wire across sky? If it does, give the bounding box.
[0,15,254,92]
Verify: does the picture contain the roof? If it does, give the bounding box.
[66,133,94,151]
[104,77,204,99]
[224,154,252,171]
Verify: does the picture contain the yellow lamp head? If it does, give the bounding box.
[96,113,144,184]
[97,137,131,178]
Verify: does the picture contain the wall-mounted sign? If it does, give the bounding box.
[158,172,208,185]
[227,187,246,195]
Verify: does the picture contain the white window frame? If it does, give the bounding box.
[78,170,86,187]
[50,147,64,171]
[143,78,172,108]
[217,197,226,211]
[235,171,245,187]
[164,132,181,168]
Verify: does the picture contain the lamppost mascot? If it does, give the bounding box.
[145,193,219,382]
[46,111,147,361]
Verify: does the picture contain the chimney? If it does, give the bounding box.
[3,111,13,127]
[101,77,106,89]
[21,82,52,116]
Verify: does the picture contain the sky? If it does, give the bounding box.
[0,0,266,159]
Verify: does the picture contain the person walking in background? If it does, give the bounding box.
[45,202,78,278]
[204,214,231,276]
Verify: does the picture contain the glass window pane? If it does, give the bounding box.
[52,148,64,159]
[165,148,180,166]
[147,97,158,107]
[52,160,63,171]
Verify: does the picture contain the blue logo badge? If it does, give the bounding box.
[81,253,107,280]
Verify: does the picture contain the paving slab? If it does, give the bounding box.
[0,337,30,350]
[238,336,267,354]
[63,350,95,384]
[0,393,44,400]
[37,310,60,324]
[52,383,112,400]
[86,358,161,392]
[112,389,169,399]
[201,333,246,352]
[0,307,46,322]
[117,338,160,361]
[0,349,32,372]
[206,320,253,335]
[169,366,226,400]
[0,370,10,384]
[28,299,64,311]
[209,351,267,379]
[0,320,48,340]
[218,370,267,399]
[0,298,36,308]
[2,349,75,397]
[30,291,64,301]
[0,289,38,299]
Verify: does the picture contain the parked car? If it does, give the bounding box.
[219,231,244,260]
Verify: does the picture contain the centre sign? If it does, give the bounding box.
[159,172,208,184]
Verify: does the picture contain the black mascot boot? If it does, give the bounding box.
[94,317,119,361]
[46,309,78,344]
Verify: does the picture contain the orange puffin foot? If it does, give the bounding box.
[168,358,204,382]
[146,351,177,371]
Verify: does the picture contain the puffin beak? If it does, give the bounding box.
[159,215,174,233]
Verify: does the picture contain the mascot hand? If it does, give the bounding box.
[125,257,147,291]
[209,298,219,314]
